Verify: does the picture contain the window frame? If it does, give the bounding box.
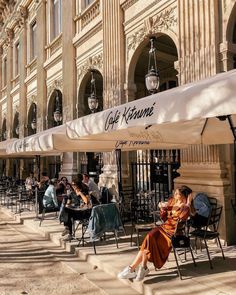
[30,20,37,61]
[14,41,20,77]
[51,0,62,41]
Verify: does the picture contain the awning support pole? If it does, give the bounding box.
[115,149,123,202]
[226,115,236,212]
[226,115,236,142]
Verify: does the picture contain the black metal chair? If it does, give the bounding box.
[38,192,59,226]
[87,203,125,254]
[231,198,236,215]
[171,219,197,280]
[190,206,225,269]
[130,193,158,248]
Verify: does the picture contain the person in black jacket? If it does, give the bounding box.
[61,180,91,241]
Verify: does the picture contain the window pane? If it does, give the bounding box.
[31,21,37,59]
[85,0,94,7]
[3,58,7,86]
[15,42,20,76]
[53,0,62,38]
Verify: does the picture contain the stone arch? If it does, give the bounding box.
[127,33,178,101]
[47,89,63,128]
[77,69,103,118]
[27,102,37,135]
[226,2,236,43]
[12,111,19,138]
[224,3,236,70]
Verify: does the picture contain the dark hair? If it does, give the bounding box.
[42,171,48,177]
[77,173,83,181]
[72,180,89,195]
[49,178,58,185]
[83,173,89,178]
[60,177,68,182]
[179,185,192,198]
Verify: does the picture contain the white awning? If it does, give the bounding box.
[66,69,236,145]
[0,139,21,158]
[6,124,183,156]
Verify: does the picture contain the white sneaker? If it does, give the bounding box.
[117,266,137,279]
[135,266,150,281]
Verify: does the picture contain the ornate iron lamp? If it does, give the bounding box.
[53,91,62,124]
[31,103,37,131]
[88,70,98,113]
[145,37,160,94]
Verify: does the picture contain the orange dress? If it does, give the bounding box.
[140,196,190,269]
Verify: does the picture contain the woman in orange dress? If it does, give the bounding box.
[118,185,193,281]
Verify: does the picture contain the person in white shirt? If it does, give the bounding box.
[83,173,100,204]
[25,172,36,193]
[43,178,58,208]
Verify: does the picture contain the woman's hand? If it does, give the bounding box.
[187,193,194,206]
[158,201,168,209]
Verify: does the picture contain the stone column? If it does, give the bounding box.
[219,42,235,72]
[58,0,78,180]
[99,0,125,190]
[176,0,235,244]
[178,0,219,83]
[36,0,47,132]
[18,6,28,179]
[5,29,14,176]
[35,0,47,175]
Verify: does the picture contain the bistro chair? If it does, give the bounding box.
[171,218,197,280]
[38,190,59,227]
[190,206,225,269]
[87,203,124,254]
[130,192,159,248]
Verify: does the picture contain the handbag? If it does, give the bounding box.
[171,235,190,248]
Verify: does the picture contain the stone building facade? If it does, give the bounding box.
[0,0,236,244]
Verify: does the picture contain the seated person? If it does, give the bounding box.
[25,172,37,195]
[42,178,58,208]
[118,185,193,281]
[61,180,91,241]
[38,172,50,191]
[83,173,100,205]
[189,192,211,228]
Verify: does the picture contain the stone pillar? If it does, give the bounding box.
[99,0,125,190]
[36,0,47,132]
[219,42,235,72]
[0,46,2,100]
[59,0,78,180]
[178,0,219,83]
[35,0,47,175]
[18,6,28,179]
[5,29,14,176]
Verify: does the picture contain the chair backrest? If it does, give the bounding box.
[87,203,124,241]
[172,219,190,248]
[208,196,218,210]
[207,206,223,232]
[131,193,155,224]
[231,199,236,215]
[99,186,112,204]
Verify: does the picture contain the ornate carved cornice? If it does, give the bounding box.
[3,27,14,47]
[47,79,63,99]
[77,52,103,81]
[127,7,177,52]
